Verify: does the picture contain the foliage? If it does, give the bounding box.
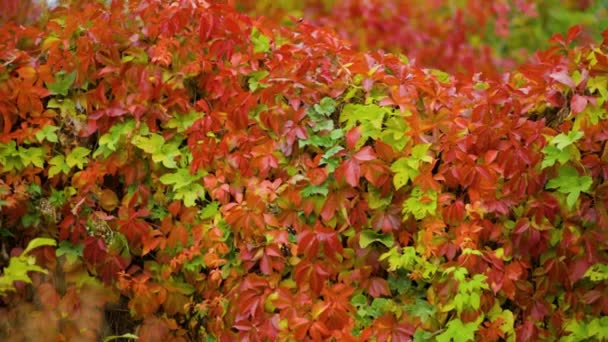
[235,0,608,77]
[0,0,607,341]
[0,238,55,295]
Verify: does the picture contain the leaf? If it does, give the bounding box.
[550,69,575,88]
[48,155,71,177]
[340,103,388,148]
[132,133,181,168]
[551,130,583,150]
[314,97,337,116]
[66,147,91,169]
[0,257,47,293]
[380,116,409,151]
[251,27,270,53]
[391,144,432,190]
[402,187,438,220]
[19,147,45,168]
[46,70,77,96]
[248,70,270,91]
[367,187,392,210]
[584,263,608,282]
[99,189,119,212]
[359,229,394,248]
[103,333,138,342]
[570,94,588,113]
[0,237,55,294]
[540,145,574,169]
[23,238,57,255]
[429,69,451,83]
[342,158,360,187]
[545,166,592,209]
[353,146,376,162]
[200,201,220,219]
[159,168,206,207]
[405,298,436,323]
[0,141,23,172]
[95,119,136,158]
[165,111,201,133]
[35,125,59,143]
[301,184,329,197]
[436,317,481,342]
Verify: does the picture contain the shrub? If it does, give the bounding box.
[0,1,607,341]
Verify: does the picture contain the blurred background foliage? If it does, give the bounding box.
[1,0,607,76]
[234,0,608,76]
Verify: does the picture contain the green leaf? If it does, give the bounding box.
[132,133,164,154]
[545,166,592,209]
[159,168,206,207]
[413,329,433,342]
[66,147,90,169]
[367,187,392,210]
[551,130,583,150]
[56,240,83,263]
[248,70,270,91]
[35,125,59,143]
[405,298,436,323]
[429,69,451,84]
[46,70,77,96]
[48,155,71,177]
[380,116,409,151]
[0,141,23,172]
[314,97,337,116]
[132,133,181,168]
[379,246,420,272]
[320,145,344,172]
[251,27,270,54]
[473,82,490,90]
[103,333,138,342]
[584,263,608,282]
[541,145,573,169]
[359,229,394,248]
[47,98,79,118]
[23,237,56,255]
[339,103,388,148]
[402,187,437,220]
[587,75,608,103]
[165,111,201,133]
[351,294,368,308]
[563,320,590,342]
[175,183,205,207]
[159,168,203,189]
[300,184,329,197]
[391,144,432,190]
[19,147,45,168]
[0,238,55,294]
[95,119,135,158]
[541,131,584,168]
[436,318,480,342]
[201,201,220,220]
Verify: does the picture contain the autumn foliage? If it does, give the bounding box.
[1,0,608,341]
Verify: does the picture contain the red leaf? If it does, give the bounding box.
[566,25,583,44]
[83,237,108,265]
[549,69,575,88]
[343,159,360,187]
[353,146,377,162]
[568,258,591,284]
[99,254,129,283]
[570,94,588,113]
[346,126,361,150]
[367,277,390,297]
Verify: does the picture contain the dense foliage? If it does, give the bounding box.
[235,0,608,77]
[1,0,608,341]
